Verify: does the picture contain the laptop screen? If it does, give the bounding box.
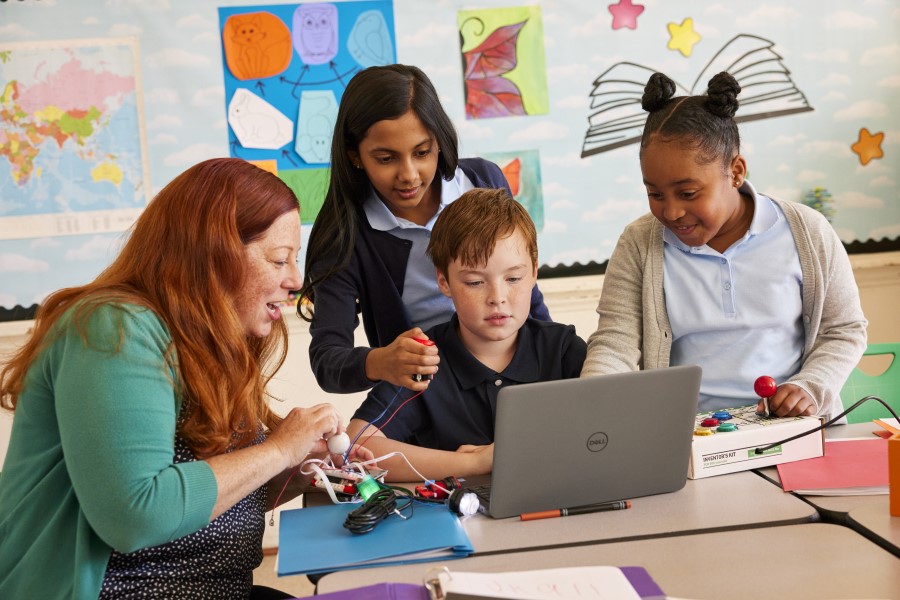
[479,365,702,518]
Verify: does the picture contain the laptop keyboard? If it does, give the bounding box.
[466,484,491,503]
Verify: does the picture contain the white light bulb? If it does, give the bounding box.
[327,432,351,455]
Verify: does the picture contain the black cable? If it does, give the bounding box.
[754,395,898,454]
[343,487,414,534]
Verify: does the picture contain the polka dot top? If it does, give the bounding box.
[99,430,267,599]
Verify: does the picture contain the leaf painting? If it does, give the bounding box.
[462,20,527,119]
[458,6,549,120]
[483,150,543,232]
[501,157,521,196]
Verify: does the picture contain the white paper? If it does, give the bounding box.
[875,417,899,432]
[793,486,888,496]
[438,566,642,600]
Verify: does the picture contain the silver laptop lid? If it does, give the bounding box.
[486,365,702,518]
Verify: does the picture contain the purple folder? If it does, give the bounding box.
[298,566,665,599]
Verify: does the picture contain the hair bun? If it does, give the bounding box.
[641,72,676,112]
[705,72,741,118]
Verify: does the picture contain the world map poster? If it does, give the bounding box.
[0,38,149,314]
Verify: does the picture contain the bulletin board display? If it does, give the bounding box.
[1,0,898,321]
[218,1,395,224]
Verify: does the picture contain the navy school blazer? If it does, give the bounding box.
[307,157,552,393]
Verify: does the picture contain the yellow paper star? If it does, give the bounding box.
[667,17,701,57]
[851,127,884,166]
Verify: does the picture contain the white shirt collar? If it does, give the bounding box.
[663,179,779,253]
[362,167,468,232]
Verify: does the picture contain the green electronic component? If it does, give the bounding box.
[356,475,381,501]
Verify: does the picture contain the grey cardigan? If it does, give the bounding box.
[582,195,867,420]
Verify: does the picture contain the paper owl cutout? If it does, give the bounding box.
[293,4,339,65]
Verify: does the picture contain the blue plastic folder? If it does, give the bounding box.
[277,502,474,576]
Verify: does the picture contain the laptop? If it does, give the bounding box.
[464,364,702,518]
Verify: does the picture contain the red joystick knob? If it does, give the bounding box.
[754,375,777,398]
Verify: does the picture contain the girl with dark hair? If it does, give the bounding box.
[299,64,550,394]
[0,158,370,599]
[581,71,866,420]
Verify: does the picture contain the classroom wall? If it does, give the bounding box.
[2,0,899,317]
[3,253,900,468]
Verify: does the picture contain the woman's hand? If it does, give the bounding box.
[364,328,440,390]
[266,403,342,470]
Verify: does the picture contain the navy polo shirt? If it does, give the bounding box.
[351,315,587,451]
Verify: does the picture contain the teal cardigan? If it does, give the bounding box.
[0,303,218,599]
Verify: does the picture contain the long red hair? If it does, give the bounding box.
[0,158,300,458]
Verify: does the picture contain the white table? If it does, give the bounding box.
[753,422,898,555]
[317,523,900,599]
[755,422,888,512]
[458,470,816,553]
[848,501,900,557]
[303,469,818,555]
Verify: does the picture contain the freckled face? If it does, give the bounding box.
[349,110,441,224]
[233,210,302,338]
[436,229,537,350]
[641,137,748,252]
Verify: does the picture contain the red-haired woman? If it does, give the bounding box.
[0,158,368,599]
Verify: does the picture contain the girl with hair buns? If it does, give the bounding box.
[299,64,550,395]
[0,158,371,599]
[581,71,867,420]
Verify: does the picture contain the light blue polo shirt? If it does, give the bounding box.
[664,181,804,412]
[363,167,475,329]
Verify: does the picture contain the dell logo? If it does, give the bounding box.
[587,432,608,452]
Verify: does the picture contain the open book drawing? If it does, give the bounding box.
[582,34,814,158]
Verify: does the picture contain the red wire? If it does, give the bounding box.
[267,388,424,524]
[358,390,424,448]
[269,463,302,525]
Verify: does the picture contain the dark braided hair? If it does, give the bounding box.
[298,64,459,319]
[640,71,741,168]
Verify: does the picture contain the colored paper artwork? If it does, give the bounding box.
[457,5,549,120]
[667,17,701,57]
[292,4,339,66]
[347,10,394,68]
[222,12,293,81]
[278,165,331,226]
[851,128,885,166]
[295,90,338,164]
[249,160,278,175]
[481,149,544,232]
[219,1,395,220]
[228,88,294,150]
[608,0,645,31]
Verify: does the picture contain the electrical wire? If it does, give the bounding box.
[268,463,303,526]
[344,450,433,487]
[356,390,424,448]
[342,385,429,463]
[268,455,370,525]
[269,379,430,527]
[343,486,414,534]
[754,395,899,454]
[342,386,404,462]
